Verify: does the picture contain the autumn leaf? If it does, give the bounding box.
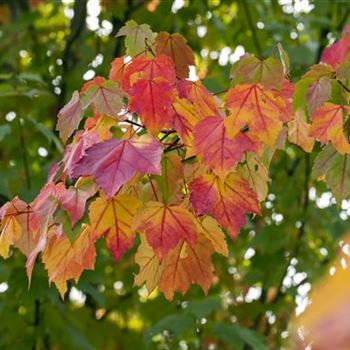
[109,57,127,83]
[177,80,220,117]
[0,198,38,258]
[59,177,97,227]
[230,54,284,90]
[306,76,331,114]
[56,91,82,144]
[121,54,176,91]
[309,103,350,154]
[320,25,350,68]
[26,183,66,279]
[72,135,162,197]
[116,20,156,57]
[225,84,287,148]
[237,153,270,201]
[134,230,216,300]
[81,79,125,118]
[287,110,315,152]
[134,235,163,294]
[133,201,198,259]
[172,97,203,147]
[128,77,176,134]
[89,193,141,261]
[312,144,350,201]
[158,233,215,301]
[190,173,260,238]
[194,116,260,177]
[155,32,195,79]
[197,216,228,257]
[42,225,97,297]
[63,131,100,179]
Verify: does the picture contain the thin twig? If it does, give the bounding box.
[337,79,350,94]
[147,175,159,201]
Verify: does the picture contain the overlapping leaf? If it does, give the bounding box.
[56,91,82,144]
[72,135,162,197]
[190,173,260,238]
[81,78,125,118]
[194,116,260,177]
[42,225,96,297]
[288,110,315,152]
[89,193,141,261]
[133,201,198,259]
[177,80,220,117]
[116,20,156,57]
[312,145,350,201]
[225,84,288,148]
[309,103,350,154]
[155,32,195,79]
[134,231,215,301]
[230,54,284,90]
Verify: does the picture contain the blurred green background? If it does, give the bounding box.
[0,0,350,349]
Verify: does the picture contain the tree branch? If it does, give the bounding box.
[241,0,262,57]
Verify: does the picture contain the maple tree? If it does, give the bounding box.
[4,2,350,345]
[2,19,350,306]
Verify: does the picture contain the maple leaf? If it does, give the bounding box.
[172,97,203,147]
[306,76,331,114]
[155,32,195,79]
[293,64,333,112]
[26,183,66,280]
[312,145,350,202]
[42,225,96,297]
[158,233,215,301]
[230,54,284,90]
[321,25,350,68]
[56,91,82,144]
[81,77,124,117]
[309,103,350,154]
[128,77,176,134]
[59,178,97,227]
[63,131,100,179]
[121,54,176,91]
[0,198,38,258]
[134,228,217,300]
[197,216,228,257]
[109,57,127,83]
[190,173,260,238]
[237,153,270,201]
[177,80,220,117]
[133,201,198,259]
[225,84,287,148]
[194,116,260,177]
[116,20,156,57]
[81,79,125,118]
[134,235,163,294]
[288,110,315,152]
[88,193,141,261]
[72,135,162,197]
[86,114,119,141]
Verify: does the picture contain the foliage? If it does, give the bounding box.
[1,1,350,350]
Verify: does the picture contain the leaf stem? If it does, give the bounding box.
[148,175,159,201]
